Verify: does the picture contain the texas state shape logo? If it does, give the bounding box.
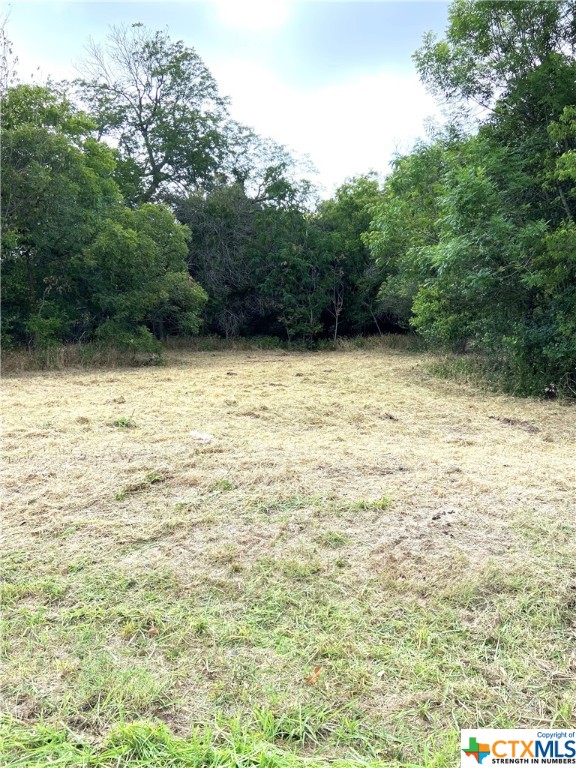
[463,736,491,764]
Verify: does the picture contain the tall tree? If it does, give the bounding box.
[1,84,207,351]
[1,85,120,345]
[84,204,207,349]
[77,24,229,203]
[404,0,576,391]
[414,0,576,113]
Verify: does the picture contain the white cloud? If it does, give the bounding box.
[210,58,441,194]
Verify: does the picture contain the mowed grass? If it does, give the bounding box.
[2,343,575,766]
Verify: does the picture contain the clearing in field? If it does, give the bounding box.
[2,345,575,767]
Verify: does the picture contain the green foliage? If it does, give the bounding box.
[526,222,576,388]
[3,14,574,390]
[366,0,576,394]
[365,139,451,328]
[1,84,207,354]
[111,416,137,429]
[76,24,229,204]
[414,1,575,111]
[177,172,337,341]
[95,322,161,358]
[551,107,576,185]
[175,182,263,337]
[317,175,386,337]
[410,136,549,351]
[1,84,120,346]
[0,27,395,351]
[84,204,207,345]
[0,715,390,767]
[258,214,332,340]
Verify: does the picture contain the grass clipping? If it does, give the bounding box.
[2,345,575,766]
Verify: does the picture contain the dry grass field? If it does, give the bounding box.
[2,343,575,766]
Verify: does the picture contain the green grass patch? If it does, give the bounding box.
[317,531,350,549]
[208,478,235,493]
[111,416,137,429]
[427,352,575,399]
[349,497,393,512]
[3,523,575,764]
[0,716,395,767]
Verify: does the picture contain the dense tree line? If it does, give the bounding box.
[2,2,575,393]
[368,0,576,393]
[1,24,385,352]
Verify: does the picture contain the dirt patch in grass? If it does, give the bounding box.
[2,347,575,765]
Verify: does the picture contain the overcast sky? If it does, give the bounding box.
[6,1,450,195]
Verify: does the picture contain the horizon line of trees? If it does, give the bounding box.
[2,1,575,395]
